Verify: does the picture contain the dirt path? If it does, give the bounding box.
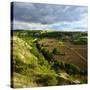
[62,45,87,62]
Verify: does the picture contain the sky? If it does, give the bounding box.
[11,2,88,31]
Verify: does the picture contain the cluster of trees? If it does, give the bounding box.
[52,60,87,75]
[71,33,87,45]
[71,38,87,44]
[36,43,66,62]
[36,43,53,62]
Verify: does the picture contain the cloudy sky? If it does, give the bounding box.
[11,2,88,31]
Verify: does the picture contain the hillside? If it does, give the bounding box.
[11,30,87,88]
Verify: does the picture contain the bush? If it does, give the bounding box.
[51,60,81,75]
[52,48,60,54]
[51,60,66,72]
[65,63,80,75]
[36,74,58,86]
[41,48,53,62]
[36,43,41,50]
[36,42,53,62]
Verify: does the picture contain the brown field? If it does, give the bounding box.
[38,38,87,70]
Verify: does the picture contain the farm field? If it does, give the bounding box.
[11,30,88,88]
[38,38,87,70]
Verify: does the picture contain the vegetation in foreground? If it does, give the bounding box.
[11,30,88,88]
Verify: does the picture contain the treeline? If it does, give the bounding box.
[12,30,87,45]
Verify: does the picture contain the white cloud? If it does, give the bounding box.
[13,20,87,31]
[13,20,49,30]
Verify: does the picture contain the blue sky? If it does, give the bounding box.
[12,2,88,31]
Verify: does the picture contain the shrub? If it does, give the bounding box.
[41,48,53,62]
[65,63,80,75]
[36,74,58,86]
[52,48,60,54]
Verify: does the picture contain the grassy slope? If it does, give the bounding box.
[11,32,87,88]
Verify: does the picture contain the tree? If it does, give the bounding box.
[52,48,59,54]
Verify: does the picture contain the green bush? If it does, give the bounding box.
[36,74,58,86]
[52,48,61,55]
[65,63,80,75]
[41,47,53,62]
